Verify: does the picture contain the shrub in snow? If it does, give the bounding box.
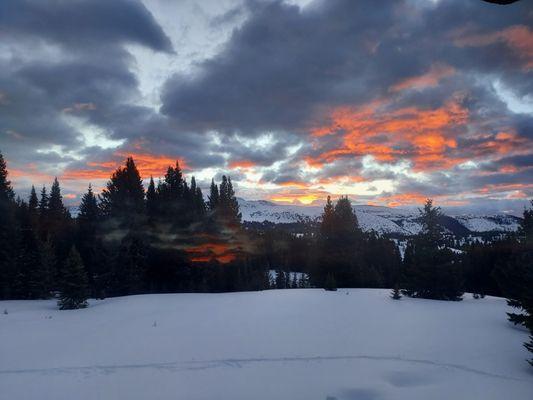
[391,285,401,300]
[324,273,337,291]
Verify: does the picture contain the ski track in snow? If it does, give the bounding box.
[0,354,527,382]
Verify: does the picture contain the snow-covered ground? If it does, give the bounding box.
[1,289,532,400]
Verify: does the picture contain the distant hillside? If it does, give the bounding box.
[238,199,522,236]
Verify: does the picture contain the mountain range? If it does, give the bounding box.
[238,199,521,236]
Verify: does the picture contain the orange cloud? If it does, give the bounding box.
[62,151,188,181]
[229,160,256,169]
[370,192,469,208]
[454,25,533,70]
[308,98,469,171]
[390,64,456,92]
[10,167,54,184]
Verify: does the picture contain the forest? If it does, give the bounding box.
[0,151,531,364]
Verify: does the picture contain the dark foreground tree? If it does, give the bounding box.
[391,284,401,300]
[0,151,17,299]
[403,199,463,301]
[324,273,337,291]
[58,247,89,310]
[494,200,533,366]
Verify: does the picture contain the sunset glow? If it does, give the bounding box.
[1,0,530,213]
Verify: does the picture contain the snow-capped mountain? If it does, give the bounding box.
[239,198,522,235]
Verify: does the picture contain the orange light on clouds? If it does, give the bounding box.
[308,98,470,171]
[61,151,188,182]
[229,160,256,169]
[454,25,533,70]
[390,63,456,92]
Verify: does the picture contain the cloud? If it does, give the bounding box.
[390,64,456,92]
[0,0,173,52]
[1,0,532,213]
[454,25,533,70]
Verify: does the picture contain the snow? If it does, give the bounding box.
[1,289,532,400]
[268,270,308,284]
[239,199,520,235]
[454,215,521,233]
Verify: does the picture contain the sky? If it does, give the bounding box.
[0,0,532,214]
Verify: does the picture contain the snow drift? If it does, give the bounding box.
[1,289,531,400]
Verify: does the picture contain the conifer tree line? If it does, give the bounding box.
[0,151,268,307]
[0,149,532,364]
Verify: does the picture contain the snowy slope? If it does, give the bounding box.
[239,199,521,235]
[454,215,521,232]
[1,290,532,400]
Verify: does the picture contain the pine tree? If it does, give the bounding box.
[0,151,17,299]
[333,196,359,237]
[100,157,145,221]
[48,178,69,220]
[146,176,158,218]
[38,186,48,217]
[111,234,147,296]
[324,273,337,291]
[58,247,89,310]
[494,200,533,366]
[0,151,14,201]
[78,185,99,224]
[403,199,463,301]
[190,176,206,217]
[28,186,38,219]
[218,176,241,225]
[391,284,401,300]
[77,185,104,297]
[208,179,219,211]
[320,196,335,239]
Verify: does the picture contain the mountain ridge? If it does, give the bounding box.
[238,198,522,236]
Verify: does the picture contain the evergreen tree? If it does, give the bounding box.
[403,199,463,301]
[146,176,158,218]
[314,196,362,288]
[38,186,48,217]
[333,196,360,238]
[0,151,18,299]
[324,273,337,291]
[58,247,89,310]
[100,157,145,221]
[190,176,206,217]
[48,177,69,220]
[494,200,533,366]
[391,284,401,300]
[208,179,219,211]
[45,178,72,285]
[111,234,147,296]
[13,202,50,299]
[320,196,335,239]
[77,185,107,297]
[218,176,241,225]
[157,161,190,226]
[28,186,38,219]
[0,151,14,201]
[37,186,49,240]
[78,185,99,223]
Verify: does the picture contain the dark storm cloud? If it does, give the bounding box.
[0,0,173,52]
[161,0,531,137]
[0,0,180,178]
[1,0,531,210]
[160,0,402,134]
